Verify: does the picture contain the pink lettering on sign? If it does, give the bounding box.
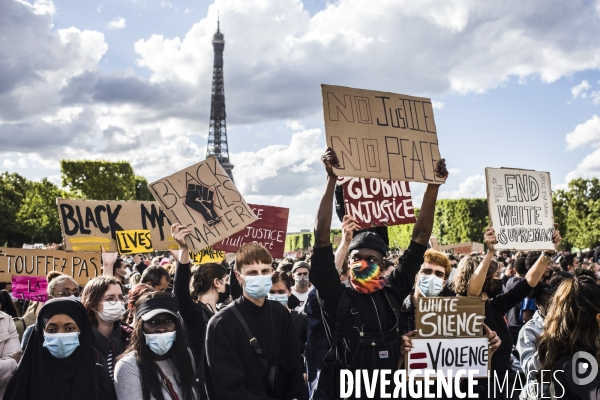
[212,204,289,258]
[12,275,48,302]
[340,177,416,229]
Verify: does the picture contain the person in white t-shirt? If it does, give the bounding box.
[291,262,310,311]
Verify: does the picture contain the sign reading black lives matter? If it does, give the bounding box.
[148,157,258,252]
[407,297,489,378]
[321,84,446,184]
[57,199,175,252]
[485,168,554,251]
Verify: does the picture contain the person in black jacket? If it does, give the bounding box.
[311,147,448,398]
[171,225,229,400]
[184,229,306,399]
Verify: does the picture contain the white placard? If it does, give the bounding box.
[407,337,489,378]
[485,167,554,251]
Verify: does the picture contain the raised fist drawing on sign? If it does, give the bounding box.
[185,183,222,227]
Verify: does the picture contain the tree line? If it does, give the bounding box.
[2,162,598,251]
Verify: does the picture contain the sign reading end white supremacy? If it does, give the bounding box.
[148,157,258,252]
[321,84,446,184]
[485,168,554,251]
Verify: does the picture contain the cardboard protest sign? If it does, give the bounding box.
[485,168,554,251]
[321,84,445,184]
[212,204,289,258]
[148,157,258,251]
[407,337,489,378]
[338,177,416,228]
[415,297,486,338]
[0,248,100,285]
[57,199,176,252]
[409,296,488,377]
[438,242,484,255]
[190,247,225,265]
[116,230,154,254]
[12,276,48,302]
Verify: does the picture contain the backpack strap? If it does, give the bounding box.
[229,304,270,373]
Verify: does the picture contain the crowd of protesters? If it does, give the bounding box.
[0,147,597,400]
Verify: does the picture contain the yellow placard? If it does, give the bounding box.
[190,247,224,265]
[116,230,154,254]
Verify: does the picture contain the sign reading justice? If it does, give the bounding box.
[321,84,446,184]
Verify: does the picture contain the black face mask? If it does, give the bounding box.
[218,283,231,304]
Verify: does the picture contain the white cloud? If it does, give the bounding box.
[107,16,126,30]
[2,159,15,169]
[285,120,304,131]
[565,115,600,150]
[160,0,174,9]
[571,80,590,99]
[96,4,103,13]
[184,8,192,14]
[564,148,600,182]
[440,175,486,199]
[448,168,461,175]
[432,100,445,110]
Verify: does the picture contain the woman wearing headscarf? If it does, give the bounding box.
[4,298,117,400]
[114,291,199,400]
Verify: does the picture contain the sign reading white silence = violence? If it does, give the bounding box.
[321,84,446,184]
[408,296,488,378]
[485,167,554,251]
[339,177,415,228]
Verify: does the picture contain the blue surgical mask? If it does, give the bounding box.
[144,331,176,356]
[240,274,273,299]
[268,293,289,307]
[417,274,444,297]
[68,295,81,302]
[43,332,80,359]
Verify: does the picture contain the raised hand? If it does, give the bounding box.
[321,147,340,178]
[435,158,449,181]
[341,215,361,244]
[483,227,497,252]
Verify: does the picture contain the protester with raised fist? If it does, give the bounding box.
[114,291,199,400]
[452,225,561,398]
[310,146,448,398]
[171,222,230,400]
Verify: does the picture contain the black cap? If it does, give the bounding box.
[348,232,387,256]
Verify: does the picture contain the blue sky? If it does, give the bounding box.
[2,0,600,231]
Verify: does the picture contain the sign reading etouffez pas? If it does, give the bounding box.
[485,167,554,251]
[321,84,446,184]
[148,157,258,252]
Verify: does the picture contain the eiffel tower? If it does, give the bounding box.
[206,18,234,181]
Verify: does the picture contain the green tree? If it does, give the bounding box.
[60,160,142,200]
[0,172,30,246]
[135,175,155,201]
[553,178,600,249]
[15,179,69,244]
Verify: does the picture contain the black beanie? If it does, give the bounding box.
[348,232,387,256]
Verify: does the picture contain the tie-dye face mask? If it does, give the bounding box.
[349,260,386,294]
